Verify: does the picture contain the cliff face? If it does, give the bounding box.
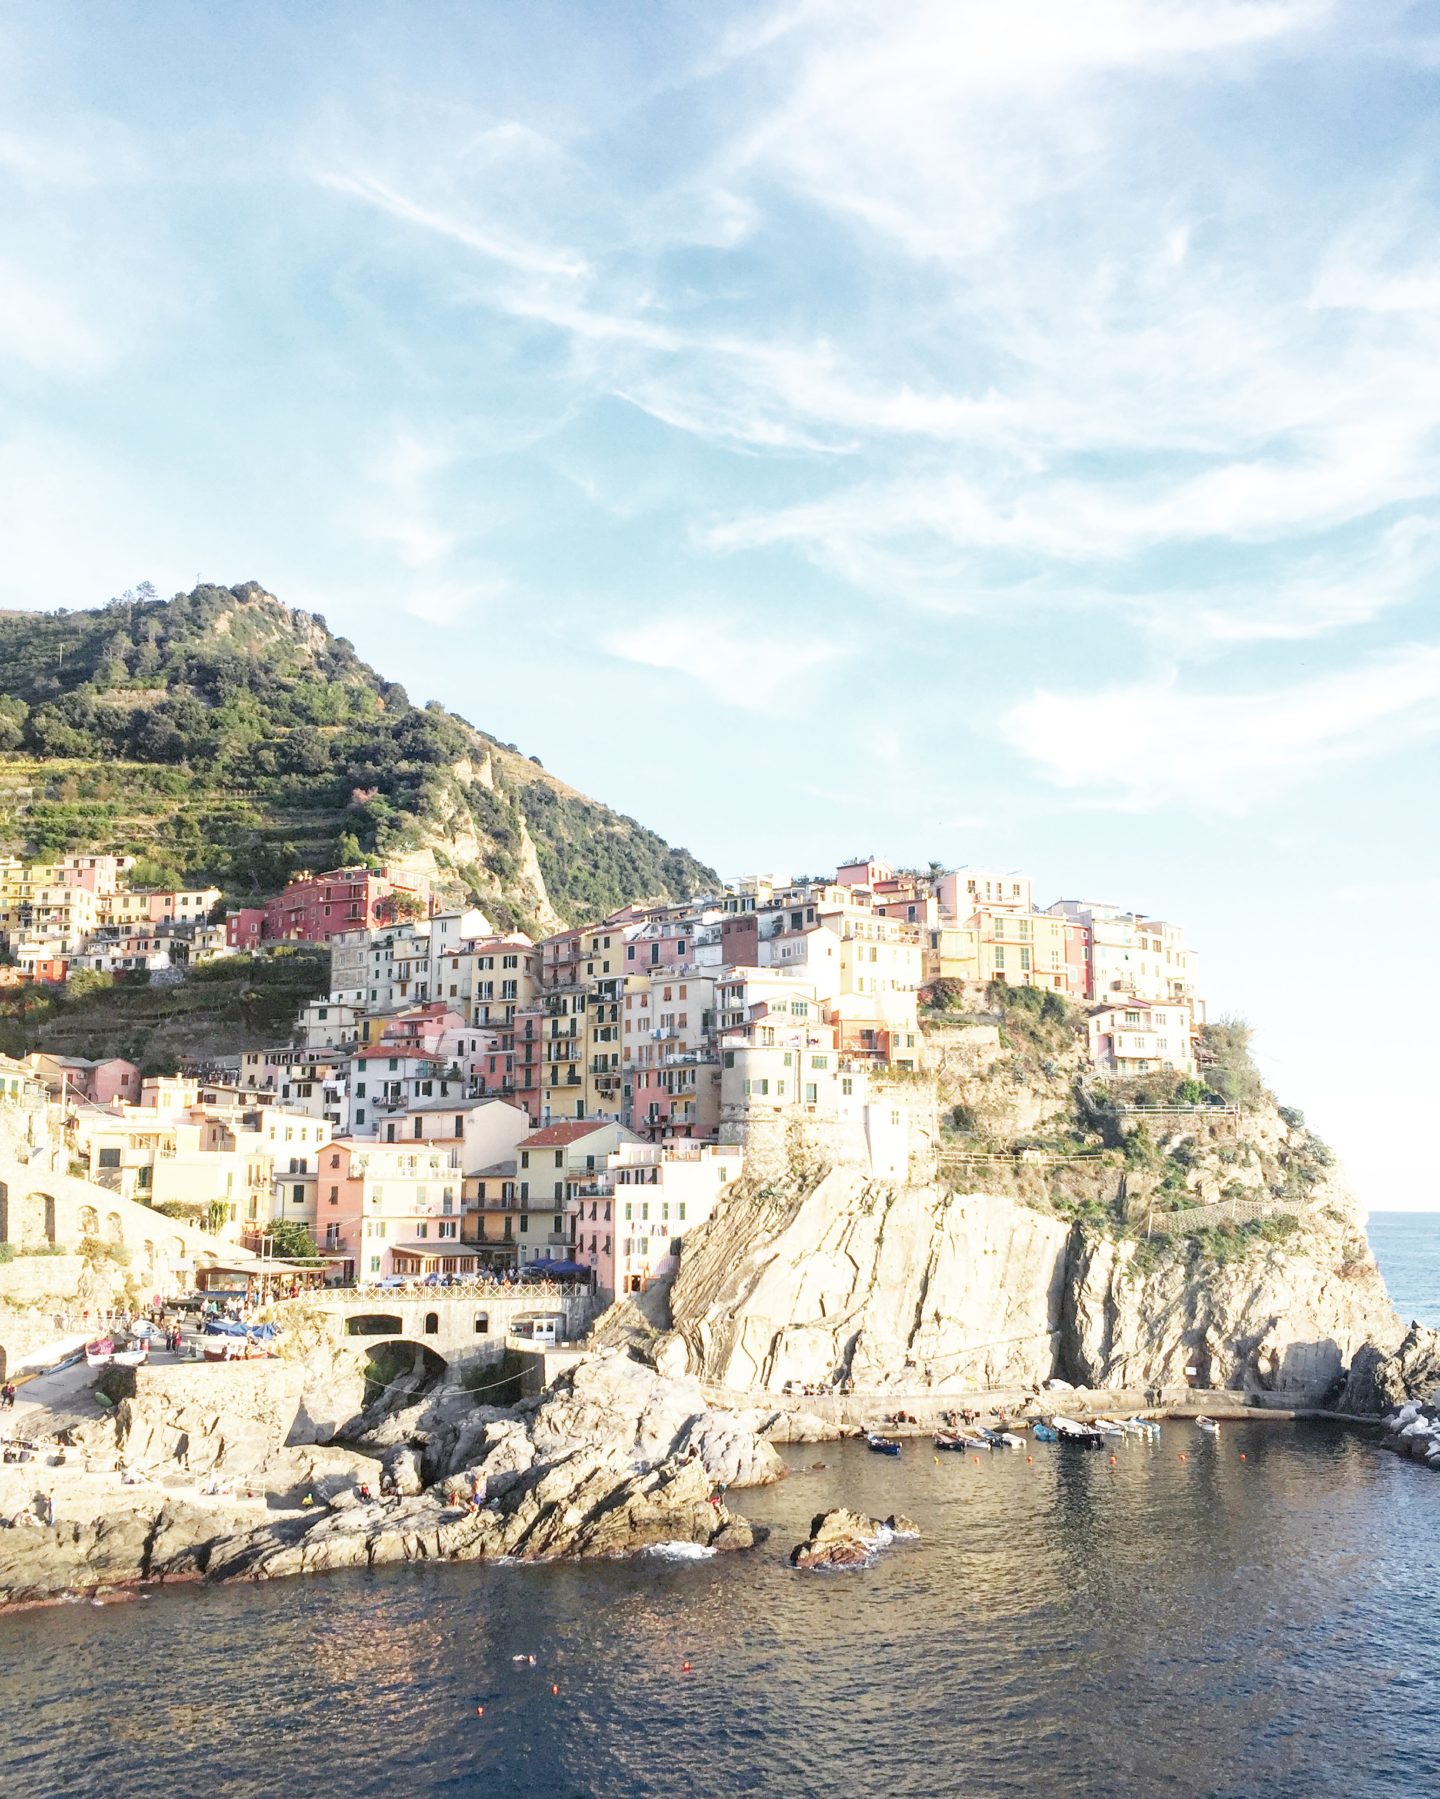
[1061,1209,1398,1393]
[663,1174,1401,1398]
[661,1170,1072,1393]
[663,995,1405,1400]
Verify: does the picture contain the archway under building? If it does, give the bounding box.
[346,1313,406,1338]
[355,1338,448,1411]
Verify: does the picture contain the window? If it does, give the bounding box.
[97,1147,121,1169]
[439,1222,457,1239]
[369,1255,382,1274]
[805,1084,817,1105]
[415,1222,428,1239]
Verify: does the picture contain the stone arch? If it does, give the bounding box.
[358,1338,448,1396]
[423,1311,440,1336]
[106,1212,124,1245]
[169,1236,186,1259]
[345,1313,405,1338]
[10,1191,56,1248]
[78,1204,99,1237]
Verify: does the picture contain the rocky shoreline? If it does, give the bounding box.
[0,1353,781,1610]
[7,1305,1440,1613]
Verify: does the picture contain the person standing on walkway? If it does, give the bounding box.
[44,1488,56,1527]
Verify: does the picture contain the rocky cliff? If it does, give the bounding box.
[661,995,1407,1401]
[0,1351,778,1606]
[661,1170,1071,1393]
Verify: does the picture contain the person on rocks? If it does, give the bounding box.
[43,1488,56,1528]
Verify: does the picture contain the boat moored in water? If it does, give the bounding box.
[1195,1416,1220,1435]
[866,1433,902,1457]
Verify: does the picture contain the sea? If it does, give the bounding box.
[1,1217,1438,1799]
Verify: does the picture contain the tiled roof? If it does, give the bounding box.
[519,1120,612,1147]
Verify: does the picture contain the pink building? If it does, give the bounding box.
[1063,919,1092,999]
[226,866,427,950]
[835,857,895,889]
[630,1058,721,1141]
[570,1142,742,1296]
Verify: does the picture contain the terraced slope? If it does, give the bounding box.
[0,583,716,930]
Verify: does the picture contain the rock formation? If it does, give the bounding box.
[0,1351,777,1607]
[1338,1323,1440,1416]
[789,1507,918,1569]
[1061,1211,1398,1395]
[662,1170,1071,1394]
[662,1174,1400,1400]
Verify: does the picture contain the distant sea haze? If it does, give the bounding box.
[1368,1211,1440,1327]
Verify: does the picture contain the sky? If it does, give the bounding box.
[1,0,1438,1211]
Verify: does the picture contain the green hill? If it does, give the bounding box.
[0,582,716,930]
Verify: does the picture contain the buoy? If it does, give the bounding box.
[1109,1455,1117,1465]
[681,1660,692,1673]
[1179,1453,1186,1463]
[476,1705,485,1716]
[1240,1453,1247,1462]
[972,1456,980,1465]
[551,1684,559,1696]
[1026,1455,1032,1464]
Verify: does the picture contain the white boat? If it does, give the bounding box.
[1195,1416,1220,1435]
[1093,1418,1125,1438]
[111,1348,149,1368]
[995,1432,1025,1449]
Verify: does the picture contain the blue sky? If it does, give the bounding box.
[3,1,1439,1213]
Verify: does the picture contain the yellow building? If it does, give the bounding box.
[971,909,1073,991]
[922,923,979,984]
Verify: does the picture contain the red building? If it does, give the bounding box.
[225,866,427,951]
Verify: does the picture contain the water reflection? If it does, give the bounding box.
[1,1421,1435,1798]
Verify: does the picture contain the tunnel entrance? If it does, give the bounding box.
[358,1339,448,1409]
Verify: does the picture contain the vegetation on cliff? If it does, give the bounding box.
[925,981,1359,1272]
[0,947,330,1070]
[0,582,716,928]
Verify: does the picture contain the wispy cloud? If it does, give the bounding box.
[603,614,848,710]
[1001,646,1440,811]
[315,169,590,280]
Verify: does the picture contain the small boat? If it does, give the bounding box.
[995,1432,1025,1449]
[934,1433,969,1452]
[1131,1419,1161,1438]
[1093,1418,1125,1438]
[866,1433,901,1457]
[1053,1420,1105,1448]
[1032,1422,1059,1443]
[1195,1416,1220,1435]
[954,1435,992,1452]
[111,1347,149,1368]
[85,1337,115,1366]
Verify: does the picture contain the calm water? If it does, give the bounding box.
[3,1421,1440,1798]
[1368,1210,1440,1327]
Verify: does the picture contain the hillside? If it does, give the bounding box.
[0,952,331,1070]
[0,582,716,930]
